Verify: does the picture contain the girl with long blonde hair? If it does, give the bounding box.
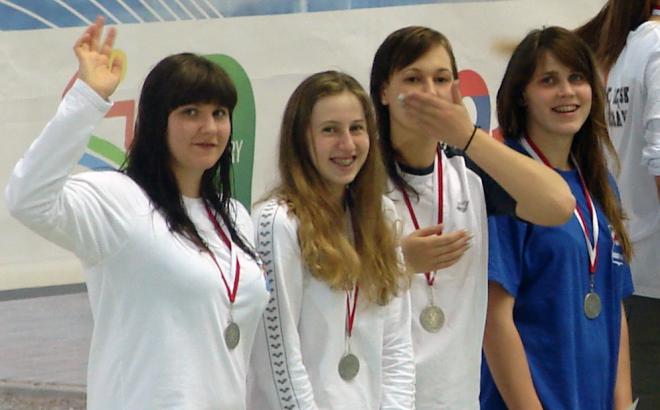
[248,71,414,409]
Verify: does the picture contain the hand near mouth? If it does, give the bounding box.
[399,82,475,149]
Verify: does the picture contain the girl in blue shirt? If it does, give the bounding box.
[481,26,635,410]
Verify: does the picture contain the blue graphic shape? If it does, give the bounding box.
[59,0,107,24]
[179,0,205,19]
[0,3,48,30]
[1,0,498,31]
[96,0,140,24]
[470,95,491,132]
[161,0,192,20]
[214,2,296,16]
[195,0,221,17]
[10,0,84,27]
[142,0,177,21]
[79,153,116,171]
[309,0,436,11]
[119,0,160,22]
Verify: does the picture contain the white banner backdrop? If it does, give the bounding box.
[0,0,603,290]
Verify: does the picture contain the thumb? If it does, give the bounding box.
[451,81,463,105]
[410,223,444,238]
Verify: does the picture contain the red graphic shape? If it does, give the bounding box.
[62,72,135,149]
[458,69,488,96]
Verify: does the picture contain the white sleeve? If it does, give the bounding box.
[642,50,660,176]
[250,201,319,410]
[380,289,416,410]
[380,197,416,409]
[4,79,132,265]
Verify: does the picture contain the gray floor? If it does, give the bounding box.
[0,291,656,409]
[0,292,91,387]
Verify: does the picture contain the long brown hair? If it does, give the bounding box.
[274,71,406,304]
[370,26,458,196]
[497,26,632,261]
[575,0,653,72]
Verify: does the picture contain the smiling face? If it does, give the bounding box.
[166,102,231,187]
[308,91,370,200]
[523,51,592,142]
[380,44,455,137]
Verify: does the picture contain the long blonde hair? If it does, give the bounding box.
[275,71,406,304]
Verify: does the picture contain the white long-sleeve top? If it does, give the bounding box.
[387,150,488,410]
[4,79,269,409]
[247,198,415,410]
[607,20,660,297]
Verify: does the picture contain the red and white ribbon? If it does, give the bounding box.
[400,147,444,285]
[520,136,598,274]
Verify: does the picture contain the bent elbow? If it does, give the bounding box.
[518,190,575,226]
[4,178,47,227]
[4,182,25,220]
[538,193,575,226]
[546,189,576,226]
[5,191,34,226]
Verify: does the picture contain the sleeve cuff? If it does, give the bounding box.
[69,78,114,113]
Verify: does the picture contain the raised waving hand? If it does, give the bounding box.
[73,16,123,100]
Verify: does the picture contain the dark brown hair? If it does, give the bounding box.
[497,26,632,261]
[123,53,255,259]
[370,26,458,195]
[575,0,653,72]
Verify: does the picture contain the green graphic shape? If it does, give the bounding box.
[89,135,126,166]
[205,54,256,209]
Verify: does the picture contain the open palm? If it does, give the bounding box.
[73,16,122,100]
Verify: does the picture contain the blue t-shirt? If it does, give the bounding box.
[480,140,634,410]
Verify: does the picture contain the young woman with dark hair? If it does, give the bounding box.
[369,26,576,409]
[578,3,660,406]
[5,18,268,409]
[124,53,256,256]
[481,26,634,410]
[248,71,414,409]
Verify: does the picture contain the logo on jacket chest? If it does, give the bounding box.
[456,200,469,212]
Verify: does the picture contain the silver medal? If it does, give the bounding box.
[584,291,602,319]
[338,353,360,381]
[224,321,240,349]
[420,304,445,333]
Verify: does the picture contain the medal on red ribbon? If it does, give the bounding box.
[338,286,360,381]
[520,137,601,319]
[205,204,242,348]
[400,148,446,332]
